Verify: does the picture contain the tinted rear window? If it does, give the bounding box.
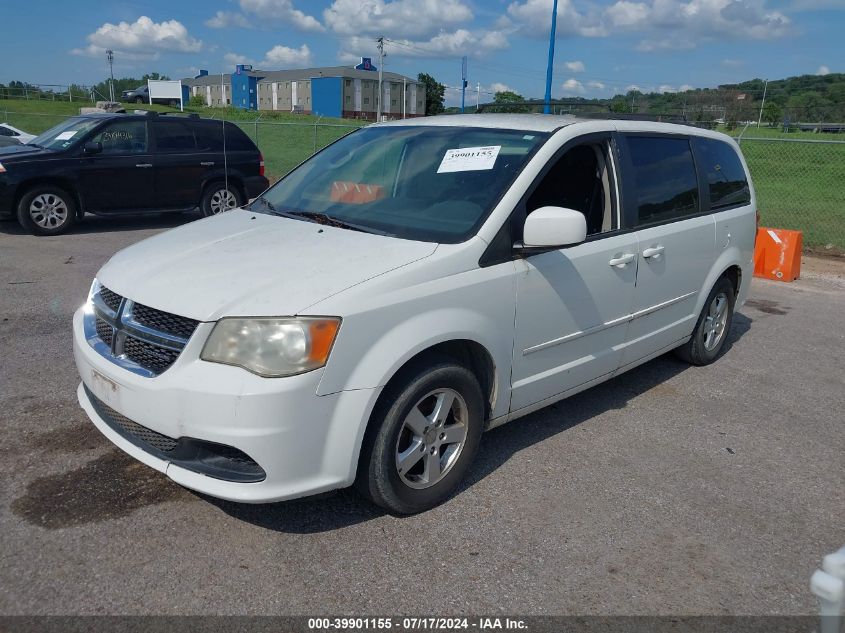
[152,121,196,152]
[627,136,700,225]
[224,124,257,151]
[696,138,751,209]
[194,122,225,151]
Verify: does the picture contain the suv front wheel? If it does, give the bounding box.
[201,182,243,217]
[17,185,77,236]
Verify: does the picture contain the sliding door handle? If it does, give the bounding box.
[642,245,665,259]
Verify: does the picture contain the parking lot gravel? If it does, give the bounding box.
[1,215,843,616]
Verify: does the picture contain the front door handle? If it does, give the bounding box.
[609,253,636,268]
[642,245,665,259]
[135,163,153,168]
[200,161,214,166]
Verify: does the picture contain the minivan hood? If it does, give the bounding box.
[97,209,437,321]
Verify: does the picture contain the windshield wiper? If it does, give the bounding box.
[293,210,395,236]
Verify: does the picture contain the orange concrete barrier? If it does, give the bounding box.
[754,227,802,282]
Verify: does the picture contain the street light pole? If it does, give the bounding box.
[756,78,769,128]
[543,0,558,114]
[106,49,115,103]
[376,37,384,121]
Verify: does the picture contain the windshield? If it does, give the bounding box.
[29,117,102,150]
[252,125,549,243]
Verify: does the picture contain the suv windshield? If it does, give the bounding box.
[29,117,102,150]
[252,125,549,243]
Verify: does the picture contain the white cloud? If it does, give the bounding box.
[561,78,586,94]
[564,60,585,72]
[325,0,473,39]
[338,28,508,61]
[507,0,607,37]
[721,58,745,67]
[817,65,831,75]
[262,44,312,66]
[507,0,791,51]
[489,82,513,94]
[658,84,676,93]
[74,16,202,57]
[679,83,695,91]
[626,84,643,92]
[206,11,251,29]
[587,80,606,90]
[238,0,324,32]
[225,44,313,68]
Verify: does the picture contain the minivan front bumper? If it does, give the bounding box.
[73,307,379,503]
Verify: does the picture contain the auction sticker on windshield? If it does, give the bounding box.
[437,145,501,173]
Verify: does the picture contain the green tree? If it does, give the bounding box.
[761,101,783,126]
[417,73,445,116]
[493,90,529,113]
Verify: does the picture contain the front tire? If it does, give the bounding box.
[675,276,735,365]
[200,182,242,217]
[16,186,77,236]
[134,96,143,104]
[356,358,485,514]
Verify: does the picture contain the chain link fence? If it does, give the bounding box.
[734,136,845,255]
[2,108,843,254]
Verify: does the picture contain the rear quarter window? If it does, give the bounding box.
[695,137,751,209]
[223,124,257,152]
[625,136,700,226]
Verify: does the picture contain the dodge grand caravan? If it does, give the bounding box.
[73,115,756,514]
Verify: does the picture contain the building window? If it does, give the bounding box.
[346,95,352,102]
[345,80,351,86]
[391,99,397,106]
[364,97,370,105]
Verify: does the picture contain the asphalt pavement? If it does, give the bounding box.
[1,214,843,616]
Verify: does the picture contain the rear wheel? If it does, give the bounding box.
[200,182,242,217]
[134,96,143,104]
[675,276,735,365]
[356,357,484,514]
[16,186,77,236]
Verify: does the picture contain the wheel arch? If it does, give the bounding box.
[14,178,83,218]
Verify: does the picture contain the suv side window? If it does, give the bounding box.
[626,136,699,226]
[0,127,13,137]
[152,121,196,152]
[89,120,148,154]
[695,138,751,210]
[194,122,225,151]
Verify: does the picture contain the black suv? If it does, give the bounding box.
[0,112,269,235]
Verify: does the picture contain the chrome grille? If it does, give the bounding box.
[95,317,113,347]
[99,287,123,312]
[86,285,201,377]
[132,303,199,339]
[123,336,181,375]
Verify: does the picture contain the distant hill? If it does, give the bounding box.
[465,73,845,126]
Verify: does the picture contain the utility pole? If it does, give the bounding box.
[476,82,480,110]
[402,76,406,119]
[543,0,558,114]
[756,78,768,127]
[376,37,384,121]
[460,56,468,113]
[106,49,115,102]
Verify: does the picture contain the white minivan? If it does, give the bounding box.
[73,115,756,514]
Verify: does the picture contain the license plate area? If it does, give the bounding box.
[90,369,121,408]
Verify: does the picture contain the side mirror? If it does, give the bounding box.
[83,141,102,155]
[519,206,587,252]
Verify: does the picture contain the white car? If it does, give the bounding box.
[0,123,36,144]
[73,114,756,514]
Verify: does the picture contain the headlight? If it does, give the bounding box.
[201,317,341,377]
[0,162,7,173]
[84,278,101,314]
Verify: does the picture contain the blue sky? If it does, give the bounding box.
[3,0,843,105]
